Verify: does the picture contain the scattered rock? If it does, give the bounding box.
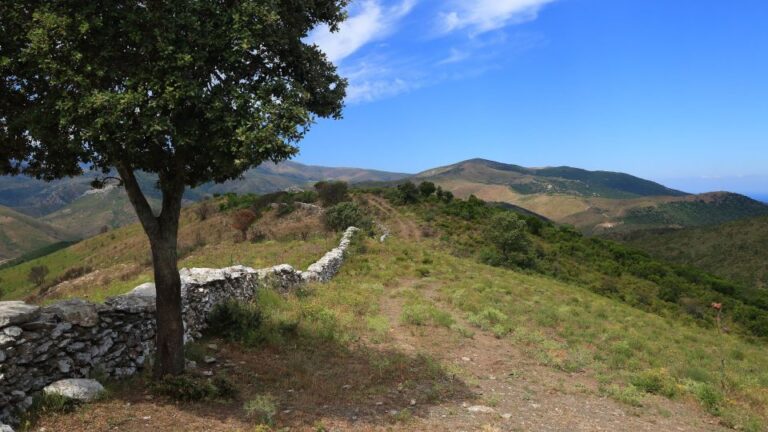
[0,423,14,432]
[206,344,218,351]
[43,379,104,402]
[202,371,214,377]
[410,399,416,406]
[203,356,216,364]
[501,413,513,420]
[467,405,496,414]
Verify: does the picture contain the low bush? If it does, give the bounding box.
[323,202,372,232]
[243,394,278,425]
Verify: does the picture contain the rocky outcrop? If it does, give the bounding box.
[0,227,359,426]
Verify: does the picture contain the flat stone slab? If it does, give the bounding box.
[0,301,40,327]
[43,378,104,402]
[45,299,99,327]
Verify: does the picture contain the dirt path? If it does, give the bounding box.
[374,282,727,432]
[364,194,421,241]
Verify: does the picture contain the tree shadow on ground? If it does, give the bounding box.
[29,334,475,431]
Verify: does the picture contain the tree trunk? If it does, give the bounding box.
[149,230,185,377]
[117,164,186,377]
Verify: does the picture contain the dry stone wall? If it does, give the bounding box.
[0,227,359,426]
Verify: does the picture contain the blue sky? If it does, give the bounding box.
[295,0,768,196]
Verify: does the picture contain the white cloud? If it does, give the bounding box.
[308,0,416,63]
[439,0,555,34]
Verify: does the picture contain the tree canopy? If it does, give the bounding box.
[1,1,347,183]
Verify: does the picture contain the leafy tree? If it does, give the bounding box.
[314,180,349,207]
[396,181,420,204]
[485,212,533,267]
[28,265,50,287]
[418,181,436,198]
[1,1,347,376]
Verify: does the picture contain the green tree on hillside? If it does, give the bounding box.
[484,212,533,268]
[315,181,349,207]
[1,1,347,376]
[418,181,437,198]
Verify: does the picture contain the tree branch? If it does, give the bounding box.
[117,163,160,236]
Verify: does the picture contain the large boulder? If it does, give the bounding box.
[43,379,104,402]
[0,423,14,432]
[0,302,40,327]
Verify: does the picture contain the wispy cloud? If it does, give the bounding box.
[308,0,416,63]
[309,0,554,104]
[438,0,555,35]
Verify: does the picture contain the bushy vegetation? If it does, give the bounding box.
[323,202,372,232]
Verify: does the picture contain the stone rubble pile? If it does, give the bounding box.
[0,227,359,427]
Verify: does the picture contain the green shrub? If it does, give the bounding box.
[323,202,372,232]
[207,300,263,342]
[630,369,678,398]
[244,394,278,425]
[688,381,723,415]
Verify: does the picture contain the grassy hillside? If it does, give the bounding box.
[620,215,768,291]
[413,159,768,234]
[0,197,341,303]
[0,205,75,262]
[17,191,768,431]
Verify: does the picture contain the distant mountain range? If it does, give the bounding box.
[2,157,766,260]
[413,159,768,235]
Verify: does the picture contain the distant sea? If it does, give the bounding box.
[750,194,768,204]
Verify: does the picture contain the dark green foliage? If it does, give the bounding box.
[315,181,349,207]
[481,212,534,268]
[323,202,372,232]
[395,181,420,204]
[435,186,454,202]
[150,374,237,402]
[418,181,437,198]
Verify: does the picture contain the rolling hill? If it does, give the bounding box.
[414,158,768,234]
[0,205,75,263]
[0,161,408,244]
[620,215,768,291]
